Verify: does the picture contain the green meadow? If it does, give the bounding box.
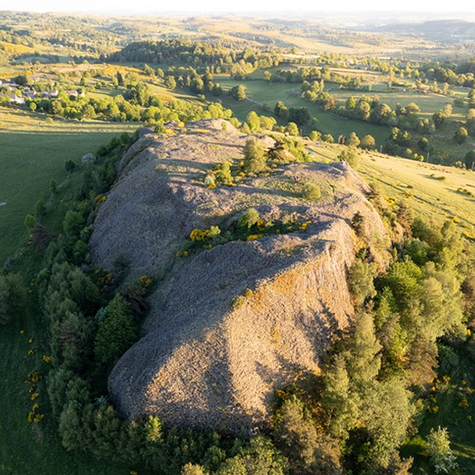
[306,140,475,231]
[211,70,474,164]
[0,109,136,265]
[211,77,390,145]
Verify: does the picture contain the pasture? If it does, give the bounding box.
[358,150,475,230]
[306,140,475,232]
[212,71,474,166]
[212,76,390,144]
[0,108,136,265]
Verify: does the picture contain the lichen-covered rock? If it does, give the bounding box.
[89,119,390,432]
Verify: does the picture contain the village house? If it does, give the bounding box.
[0,82,18,91]
[66,89,85,98]
[0,93,25,105]
[23,88,37,99]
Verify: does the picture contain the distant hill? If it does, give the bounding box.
[373,19,475,43]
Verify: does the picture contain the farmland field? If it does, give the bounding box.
[210,77,390,144]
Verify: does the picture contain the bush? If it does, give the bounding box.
[350,212,364,236]
[339,149,359,169]
[50,179,58,194]
[30,224,52,253]
[285,122,299,136]
[0,273,26,325]
[404,239,430,266]
[411,218,442,247]
[35,199,46,217]
[309,130,322,141]
[65,160,76,173]
[360,134,376,150]
[348,132,360,147]
[243,137,266,174]
[302,182,321,201]
[230,84,246,101]
[238,208,260,229]
[215,161,233,185]
[454,126,468,144]
[24,214,36,230]
[47,369,90,417]
[81,153,96,164]
[94,294,138,365]
[426,427,457,474]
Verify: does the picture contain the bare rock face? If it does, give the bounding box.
[89,119,390,432]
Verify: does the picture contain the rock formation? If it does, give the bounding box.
[89,119,390,432]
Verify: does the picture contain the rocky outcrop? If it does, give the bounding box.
[89,119,390,432]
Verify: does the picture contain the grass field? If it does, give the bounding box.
[326,83,466,121]
[0,108,136,266]
[306,141,475,232]
[210,77,390,145]
[211,73,475,166]
[359,151,475,231]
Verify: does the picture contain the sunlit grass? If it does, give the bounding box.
[0,108,136,265]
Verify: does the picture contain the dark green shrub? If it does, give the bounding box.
[0,273,26,325]
[94,294,138,365]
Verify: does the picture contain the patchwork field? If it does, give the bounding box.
[210,77,390,144]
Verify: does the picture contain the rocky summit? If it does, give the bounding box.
[89,119,389,432]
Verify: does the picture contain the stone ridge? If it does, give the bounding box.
[89,119,390,432]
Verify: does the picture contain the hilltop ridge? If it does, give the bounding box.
[89,119,390,431]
